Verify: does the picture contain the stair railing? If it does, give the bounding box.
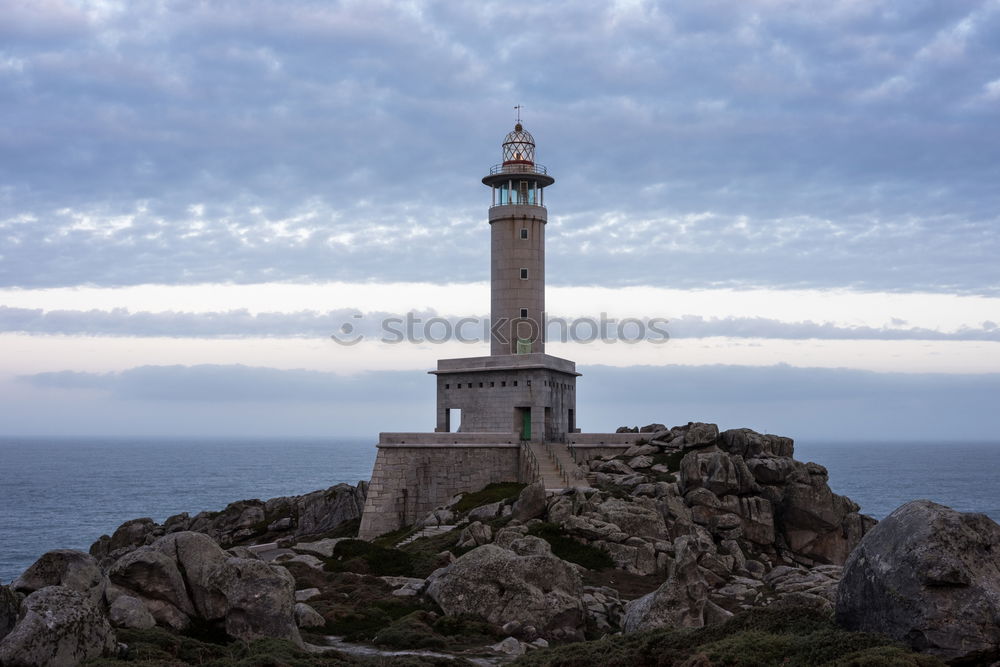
[520,441,540,484]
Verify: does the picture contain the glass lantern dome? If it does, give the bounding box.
[502,123,535,165]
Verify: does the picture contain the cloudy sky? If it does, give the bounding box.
[2,0,999,440]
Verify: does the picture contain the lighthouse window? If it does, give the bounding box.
[520,308,528,318]
[520,268,528,280]
[520,228,528,240]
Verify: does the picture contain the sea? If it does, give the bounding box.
[1,437,999,584]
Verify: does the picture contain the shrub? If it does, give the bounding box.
[513,603,946,667]
[373,612,448,650]
[527,523,614,570]
[432,614,499,639]
[453,482,526,512]
[323,539,414,577]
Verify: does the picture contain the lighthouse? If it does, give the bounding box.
[430,121,579,441]
[359,118,647,540]
[481,123,555,355]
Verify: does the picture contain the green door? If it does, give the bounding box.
[521,410,531,440]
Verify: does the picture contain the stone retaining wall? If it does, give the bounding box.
[358,443,521,540]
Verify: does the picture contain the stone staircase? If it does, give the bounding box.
[395,524,456,548]
[527,441,591,490]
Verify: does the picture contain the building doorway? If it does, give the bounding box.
[516,407,531,440]
[446,408,461,433]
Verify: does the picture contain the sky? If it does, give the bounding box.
[1,0,999,440]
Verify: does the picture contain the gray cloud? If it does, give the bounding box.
[0,2,998,292]
[2,306,998,342]
[11,361,1000,440]
[20,364,424,403]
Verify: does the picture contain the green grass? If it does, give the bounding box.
[324,598,435,642]
[372,611,448,650]
[371,525,417,549]
[83,626,472,665]
[513,604,945,667]
[527,522,614,570]
[321,539,415,577]
[452,482,526,512]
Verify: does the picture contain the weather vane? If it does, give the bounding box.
[514,104,523,124]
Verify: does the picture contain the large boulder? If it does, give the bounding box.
[622,535,729,631]
[779,466,873,564]
[0,586,116,667]
[206,558,302,646]
[0,586,19,642]
[12,550,106,607]
[152,532,229,620]
[512,481,547,522]
[109,545,195,629]
[594,497,667,540]
[683,422,720,448]
[188,500,265,545]
[295,482,367,537]
[109,531,301,645]
[109,594,156,630]
[719,428,793,458]
[836,500,1000,663]
[680,450,758,497]
[425,544,585,641]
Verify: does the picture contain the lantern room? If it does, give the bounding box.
[482,123,555,207]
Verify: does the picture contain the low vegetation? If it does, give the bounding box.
[322,539,415,577]
[371,610,499,652]
[527,522,614,570]
[81,627,465,666]
[452,482,526,512]
[514,604,945,667]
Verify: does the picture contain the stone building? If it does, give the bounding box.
[358,122,641,539]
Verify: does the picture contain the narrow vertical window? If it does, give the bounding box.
[520,308,528,318]
[520,268,528,280]
[520,228,528,240]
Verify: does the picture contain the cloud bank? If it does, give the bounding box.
[1,1,998,292]
[12,362,1000,440]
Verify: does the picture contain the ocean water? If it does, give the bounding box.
[1,437,999,584]
[0,437,376,584]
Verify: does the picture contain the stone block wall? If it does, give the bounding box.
[358,443,521,540]
[435,367,576,438]
[490,206,547,355]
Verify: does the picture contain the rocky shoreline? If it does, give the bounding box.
[1,422,998,665]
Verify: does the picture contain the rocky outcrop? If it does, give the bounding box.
[0,586,116,667]
[836,500,1000,663]
[109,531,301,645]
[512,481,547,522]
[0,586,20,642]
[294,602,325,628]
[12,549,107,607]
[207,557,301,645]
[90,482,368,562]
[108,594,156,630]
[622,535,728,632]
[426,544,586,641]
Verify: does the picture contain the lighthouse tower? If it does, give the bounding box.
[429,121,579,442]
[481,123,555,355]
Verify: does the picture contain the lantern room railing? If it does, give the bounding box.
[489,163,549,176]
